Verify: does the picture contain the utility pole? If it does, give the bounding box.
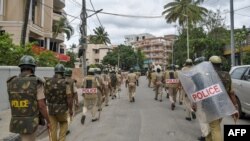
[20,0,31,47]
[230,0,235,66]
[80,0,87,75]
[187,16,189,59]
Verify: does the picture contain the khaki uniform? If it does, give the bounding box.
[206,71,234,141]
[116,73,122,92]
[95,74,104,110]
[45,74,71,141]
[102,74,111,106]
[109,73,117,99]
[181,66,195,117]
[82,75,100,120]
[147,71,151,87]
[164,70,179,109]
[126,73,137,102]
[154,72,164,101]
[7,73,45,141]
[150,72,156,88]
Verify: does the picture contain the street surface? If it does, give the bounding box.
[37,76,250,141]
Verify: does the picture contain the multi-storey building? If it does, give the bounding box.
[124,33,155,46]
[0,0,69,61]
[133,35,176,68]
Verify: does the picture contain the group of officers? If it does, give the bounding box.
[6,55,142,141]
[146,56,239,141]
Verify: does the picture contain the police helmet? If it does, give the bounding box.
[129,68,134,73]
[64,68,73,76]
[209,56,222,64]
[185,59,193,65]
[170,64,175,70]
[18,55,36,72]
[194,56,206,65]
[175,65,179,69]
[54,64,65,73]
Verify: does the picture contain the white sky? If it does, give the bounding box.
[64,0,250,47]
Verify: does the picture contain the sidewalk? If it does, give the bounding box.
[0,109,48,141]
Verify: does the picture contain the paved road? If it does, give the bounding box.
[37,76,250,141]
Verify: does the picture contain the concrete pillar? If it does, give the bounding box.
[46,38,50,50]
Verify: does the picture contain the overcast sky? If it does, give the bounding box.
[64,0,250,47]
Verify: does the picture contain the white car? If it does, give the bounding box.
[229,65,250,118]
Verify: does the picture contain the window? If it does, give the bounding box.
[231,67,247,80]
[142,36,145,40]
[136,37,139,41]
[95,59,99,63]
[94,49,99,54]
[243,68,250,81]
[0,0,3,15]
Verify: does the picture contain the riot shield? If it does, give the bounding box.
[178,62,237,123]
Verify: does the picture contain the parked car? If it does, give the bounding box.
[229,65,250,118]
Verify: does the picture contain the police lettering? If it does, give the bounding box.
[11,100,29,108]
[191,84,222,102]
[82,88,97,94]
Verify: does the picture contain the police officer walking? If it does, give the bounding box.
[94,68,104,111]
[7,55,50,141]
[109,69,118,99]
[205,56,239,141]
[64,68,79,135]
[126,68,138,102]
[164,64,179,110]
[81,68,101,124]
[154,68,164,102]
[101,69,111,106]
[44,64,73,141]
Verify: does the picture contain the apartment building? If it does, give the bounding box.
[133,35,176,67]
[0,0,69,61]
[124,33,155,46]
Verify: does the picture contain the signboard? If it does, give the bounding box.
[82,88,97,94]
[165,79,179,84]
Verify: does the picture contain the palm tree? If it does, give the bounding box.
[89,26,111,45]
[162,0,208,26]
[52,17,74,52]
[20,0,31,47]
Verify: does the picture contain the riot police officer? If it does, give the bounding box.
[205,56,239,141]
[7,55,50,141]
[81,68,101,124]
[109,69,118,99]
[154,68,164,102]
[94,68,104,111]
[64,68,79,135]
[44,64,73,141]
[101,69,111,106]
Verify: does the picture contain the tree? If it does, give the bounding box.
[162,0,208,26]
[89,26,111,45]
[102,45,145,70]
[235,25,248,65]
[36,51,59,67]
[0,33,35,65]
[53,17,74,40]
[62,51,77,68]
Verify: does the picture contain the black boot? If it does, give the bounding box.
[66,130,70,135]
[92,118,98,122]
[197,136,205,141]
[192,112,196,119]
[132,97,135,102]
[81,115,86,125]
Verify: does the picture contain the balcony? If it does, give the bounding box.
[53,11,64,21]
[54,0,65,9]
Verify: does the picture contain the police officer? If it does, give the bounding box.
[116,70,123,95]
[205,56,239,141]
[181,59,196,120]
[126,68,138,102]
[164,64,179,110]
[7,55,50,141]
[81,68,101,124]
[102,69,111,106]
[175,65,183,105]
[94,68,104,111]
[150,69,157,88]
[154,68,164,102]
[44,64,73,141]
[64,68,79,135]
[109,69,118,99]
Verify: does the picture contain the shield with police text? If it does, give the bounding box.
[178,62,237,123]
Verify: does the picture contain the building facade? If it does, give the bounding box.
[0,0,69,61]
[133,35,176,68]
[124,33,155,46]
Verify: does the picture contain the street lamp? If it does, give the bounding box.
[183,14,189,59]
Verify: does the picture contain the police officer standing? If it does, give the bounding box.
[94,68,104,111]
[109,69,118,99]
[44,64,73,141]
[205,56,239,141]
[126,68,138,102]
[116,70,123,95]
[7,55,50,141]
[81,68,101,124]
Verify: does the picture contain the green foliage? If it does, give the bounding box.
[102,45,145,70]
[243,52,250,65]
[53,17,74,40]
[89,26,111,45]
[36,51,59,67]
[0,33,35,65]
[162,0,208,26]
[61,51,77,68]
